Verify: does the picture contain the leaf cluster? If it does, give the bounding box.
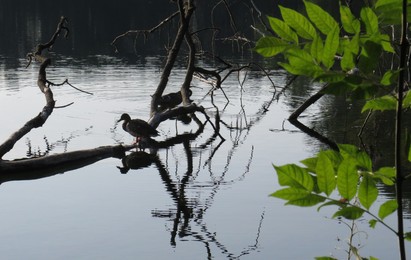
[271,144,397,222]
[255,0,410,108]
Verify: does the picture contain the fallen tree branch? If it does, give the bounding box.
[0,144,131,176]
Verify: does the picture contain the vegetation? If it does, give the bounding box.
[255,0,410,259]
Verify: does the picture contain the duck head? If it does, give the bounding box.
[118,113,131,123]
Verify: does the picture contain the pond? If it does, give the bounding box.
[0,53,410,259]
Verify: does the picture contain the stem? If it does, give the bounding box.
[395,0,408,258]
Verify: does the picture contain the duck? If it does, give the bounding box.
[158,89,192,111]
[117,113,159,142]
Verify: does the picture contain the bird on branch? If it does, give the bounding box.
[117,113,159,143]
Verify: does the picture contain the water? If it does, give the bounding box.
[0,53,409,259]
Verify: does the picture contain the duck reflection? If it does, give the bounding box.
[117,151,157,173]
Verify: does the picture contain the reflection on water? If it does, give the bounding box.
[0,54,410,259]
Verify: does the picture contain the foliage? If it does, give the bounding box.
[271,144,397,222]
[256,0,411,258]
[255,0,409,105]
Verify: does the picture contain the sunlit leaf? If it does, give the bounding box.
[280,48,324,77]
[381,70,400,86]
[337,158,358,201]
[358,174,378,210]
[333,206,364,220]
[375,0,402,25]
[315,257,338,260]
[274,164,314,191]
[374,167,396,185]
[340,5,360,34]
[360,8,379,35]
[317,200,346,212]
[254,37,291,57]
[268,16,299,43]
[379,34,395,53]
[280,5,317,40]
[378,199,398,220]
[338,144,359,160]
[356,151,372,171]
[341,49,355,72]
[369,256,379,260]
[322,25,340,69]
[361,94,397,112]
[270,187,311,200]
[403,90,411,108]
[300,157,318,172]
[369,219,377,228]
[311,34,324,63]
[286,194,326,207]
[304,1,339,35]
[405,232,411,241]
[316,151,337,196]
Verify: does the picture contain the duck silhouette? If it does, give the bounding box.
[117,113,159,142]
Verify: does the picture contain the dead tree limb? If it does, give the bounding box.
[0,145,129,175]
[0,17,69,160]
[111,11,180,53]
[150,0,195,116]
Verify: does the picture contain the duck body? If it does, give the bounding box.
[118,113,159,139]
[158,89,192,111]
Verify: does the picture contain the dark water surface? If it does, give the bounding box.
[0,1,410,259]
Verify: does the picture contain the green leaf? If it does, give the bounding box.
[369,256,380,260]
[268,16,299,43]
[254,37,291,57]
[381,70,400,86]
[403,90,411,108]
[270,187,311,200]
[405,232,411,241]
[362,95,397,112]
[375,0,402,25]
[356,151,372,171]
[300,157,318,172]
[341,49,354,71]
[315,257,338,260]
[360,8,379,35]
[317,200,346,212]
[337,159,358,201]
[280,48,324,77]
[358,174,378,210]
[341,34,360,71]
[340,5,361,34]
[316,151,337,196]
[378,199,398,220]
[322,25,340,69]
[286,194,326,207]
[338,144,359,160]
[274,164,314,191]
[369,219,377,228]
[315,72,346,83]
[379,34,395,53]
[280,5,317,40]
[374,167,396,185]
[311,34,324,63]
[333,206,364,220]
[304,1,339,35]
